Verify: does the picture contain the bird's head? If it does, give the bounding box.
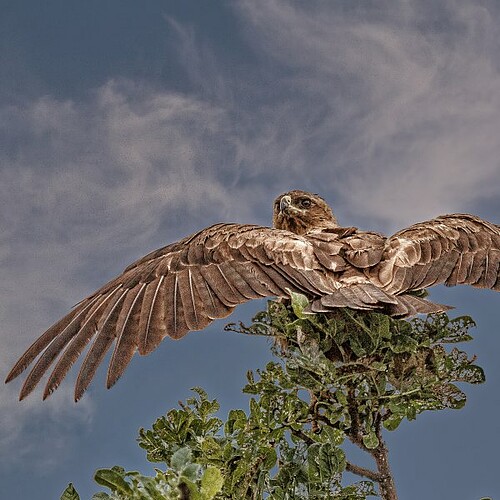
[273,190,338,234]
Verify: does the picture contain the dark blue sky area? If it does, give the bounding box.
[1,1,249,100]
[1,1,499,499]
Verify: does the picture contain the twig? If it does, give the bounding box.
[345,461,381,482]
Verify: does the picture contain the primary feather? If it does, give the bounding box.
[6,190,499,400]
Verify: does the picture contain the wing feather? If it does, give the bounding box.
[191,269,234,320]
[226,261,268,298]
[19,292,114,400]
[408,263,433,290]
[12,223,340,398]
[74,289,129,400]
[138,277,167,354]
[485,250,500,288]
[218,262,262,300]
[199,264,247,306]
[137,277,164,355]
[5,295,99,384]
[163,273,188,339]
[177,269,211,332]
[252,263,295,295]
[371,214,500,294]
[269,264,326,295]
[42,287,123,399]
[419,240,433,263]
[455,252,474,284]
[13,212,498,401]
[106,283,147,389]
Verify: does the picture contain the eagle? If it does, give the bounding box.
[6,190,500,401]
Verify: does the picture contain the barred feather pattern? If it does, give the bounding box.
[368,214,500,294]
[5,190,500,401]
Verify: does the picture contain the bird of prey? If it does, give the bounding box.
[5,190,500,401]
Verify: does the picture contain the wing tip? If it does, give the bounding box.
[74,374,90,402]
[74,388,85,403]
[5,357,32,384]
[5,370,18,385]
[106,374,120,390]
[18,382,35,401]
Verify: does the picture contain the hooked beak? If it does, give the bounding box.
[279,195,292,213]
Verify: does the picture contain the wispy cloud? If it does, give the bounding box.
[0,82,238,466]
[0,382,94,472]
[236,0,500,229]
[2,0,500,473]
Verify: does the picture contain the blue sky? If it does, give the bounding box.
[1,1,500,498]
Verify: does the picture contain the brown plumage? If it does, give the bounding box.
[5,190,500,401]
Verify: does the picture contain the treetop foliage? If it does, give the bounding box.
[63,294,485,499]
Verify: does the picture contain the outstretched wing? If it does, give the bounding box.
[369,214,500,295]
[6,223,347,401]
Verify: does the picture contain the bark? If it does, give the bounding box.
[372,431,398,500]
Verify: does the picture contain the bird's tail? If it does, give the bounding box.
[384,294,453,318]
[308,283,452,318]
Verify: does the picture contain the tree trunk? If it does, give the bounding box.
[372,434,398,500]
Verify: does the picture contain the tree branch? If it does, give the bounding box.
[345,461,381,482]
[372,423,398,500]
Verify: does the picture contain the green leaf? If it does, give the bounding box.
[91,494,110,500]
[441,383,467,409]
[225,409,247,434]
[362,432,380,450]
[230,459,250,492]
[74,307,484,500]
[405,404,417,421]
[60,483,80,500]
[288,290,310,319]
[180,478,201,500]
[191,386,208,400]
[316,426,345,445]
[200,466,224,499]
[371,361,387,371]
[182,463,202,482]
[138,476,168,500]
[383,413,404,431]
[263,447,278,470]
[377,314,392,339]
[94,468,133,495]
[348,335,367,357]
[319,443,345,474]
[171,447,192,471]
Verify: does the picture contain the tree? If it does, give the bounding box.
[63,293,487,499]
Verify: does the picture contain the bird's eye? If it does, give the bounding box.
[300,198,312,208]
